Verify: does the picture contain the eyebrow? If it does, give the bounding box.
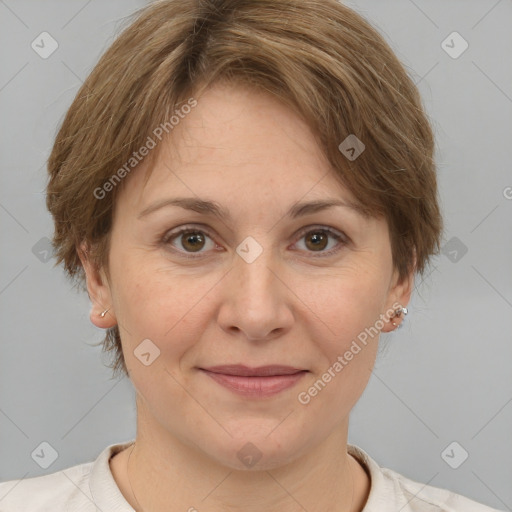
[137,196,370,221]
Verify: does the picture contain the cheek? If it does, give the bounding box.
[303,262,390,342]
[298,265,388,399]
[111,253,219,365]
[113,263,204,409]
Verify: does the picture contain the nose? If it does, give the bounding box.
[216,244,294,342]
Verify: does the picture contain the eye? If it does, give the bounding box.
[162,225,217,257]
[161,224,348,259]
[292,226,348,257]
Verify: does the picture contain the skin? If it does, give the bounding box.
[80,82,413,512]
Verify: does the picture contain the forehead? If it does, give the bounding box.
[118,83,357,211]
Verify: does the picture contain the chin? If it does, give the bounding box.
[205,431,310,472]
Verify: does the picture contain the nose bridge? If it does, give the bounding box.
[234,234,280,304]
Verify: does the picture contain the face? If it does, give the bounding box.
[82,82,412,470]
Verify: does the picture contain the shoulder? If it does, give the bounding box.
[0,441,134,512]
[381,466,503,512]
[0,461,94,512]
[348,444,505,512]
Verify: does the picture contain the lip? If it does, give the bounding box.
[199,365,308,398]
[202,365,305,377]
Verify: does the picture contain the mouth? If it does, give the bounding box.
[198,365,308,398]
[201,364,306,377]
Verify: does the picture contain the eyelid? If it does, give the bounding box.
[294,224,347,243]
[161,223,213,243]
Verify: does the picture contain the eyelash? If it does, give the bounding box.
[161,224,349,260]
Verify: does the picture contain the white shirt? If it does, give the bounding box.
[0,440,504,511]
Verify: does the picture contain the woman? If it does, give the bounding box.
[0,0,503,510]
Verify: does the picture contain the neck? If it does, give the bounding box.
[111,402,370,512]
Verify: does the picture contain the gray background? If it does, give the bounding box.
[0,0,511,510]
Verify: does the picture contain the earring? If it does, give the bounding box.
[391,306,408,329]
[100,308,110,318]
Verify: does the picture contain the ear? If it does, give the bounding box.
[78,242,117,329]
[380,257,415,333]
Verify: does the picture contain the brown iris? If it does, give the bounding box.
[180,231,206,252]
[304,231,328,251]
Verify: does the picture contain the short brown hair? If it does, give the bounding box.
[46,0,443,379]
